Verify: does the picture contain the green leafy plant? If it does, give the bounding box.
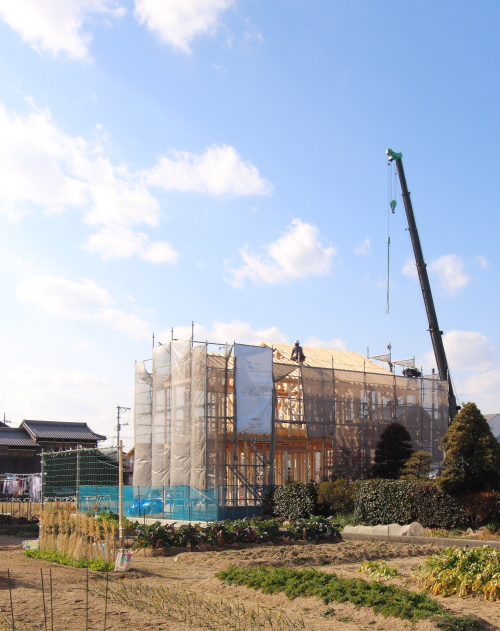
[133,516,341,550]
[414,545,500,600]
[359,560,399,581]
[285,516,341,542]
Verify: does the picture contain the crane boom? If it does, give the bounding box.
[386,149,459,422]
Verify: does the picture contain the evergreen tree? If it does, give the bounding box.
[400,450,433,481]
[436,402,500,496]
[371,422,414,479]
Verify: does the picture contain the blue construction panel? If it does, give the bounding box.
[78,484,265,521]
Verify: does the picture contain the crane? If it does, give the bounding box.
[386,149,460,422]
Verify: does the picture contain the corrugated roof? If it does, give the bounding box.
[0,428,37,447]
[21,420,106,442]
[261,342,393,375]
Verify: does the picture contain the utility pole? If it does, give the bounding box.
[116,406,130,549]
[116,406,130,447]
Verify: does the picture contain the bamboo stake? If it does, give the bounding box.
[40,569,48,631]
[103,571,109,631]
[7,569,15,631]
[85,568,89,631]
[49,569,54,631]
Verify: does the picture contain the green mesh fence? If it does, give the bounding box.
[42,448,120,500]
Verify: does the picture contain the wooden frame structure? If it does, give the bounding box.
[133,340,449,504]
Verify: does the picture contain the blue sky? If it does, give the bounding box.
[0,0,499,449]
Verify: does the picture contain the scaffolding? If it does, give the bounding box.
[133,339,448,506]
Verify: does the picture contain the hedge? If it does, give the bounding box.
[354,479,467,529]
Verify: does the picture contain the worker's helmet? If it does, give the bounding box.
[295,340,300,345]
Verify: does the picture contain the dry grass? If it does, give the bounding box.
[40,506,117,563]
[90,578,305,631]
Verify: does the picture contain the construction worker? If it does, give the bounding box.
[291,340,306,364]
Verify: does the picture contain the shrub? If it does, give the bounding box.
[461,492,499,527]
[437,402,500,497]
[371,422,414,479]
[272,482,318,520]
[400,451,433,481]
[354,479,467,529]
[317,479,358,515]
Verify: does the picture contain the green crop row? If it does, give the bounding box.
[134,516,341,549]
[24,548,113,571]
[216,565,479,630]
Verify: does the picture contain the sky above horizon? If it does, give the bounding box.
[1,0,499,451]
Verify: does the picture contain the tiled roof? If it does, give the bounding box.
[0,428,37,447]
[21,420,106,442]
[261,342,393,374]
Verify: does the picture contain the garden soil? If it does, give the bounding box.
[2,535,500,631]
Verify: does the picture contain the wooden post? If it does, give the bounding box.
[118,440,124,548]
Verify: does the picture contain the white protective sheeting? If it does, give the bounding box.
[132,361,153,486]
[234,344,273,434]
[190,345,207,489]
[169,339,192,486]
[151,343,171,486]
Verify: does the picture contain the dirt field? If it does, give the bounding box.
[2,535,500,631]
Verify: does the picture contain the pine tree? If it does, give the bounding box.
[437,402,500,496]
[371,422,414,479]
[400,450,433,481]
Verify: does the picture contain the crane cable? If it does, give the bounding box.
[387,161,397,314]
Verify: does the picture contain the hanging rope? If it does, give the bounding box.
[386,164,392,313]
[386,161,398,314]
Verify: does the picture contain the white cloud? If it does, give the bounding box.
[443,330,497,372]
[354,237,370,255]
[428,254,470,295]
[15,275,151,340]
[229,219,336,287]
[0,103,160,227]
[476,255,490,269]
[0,0,125,60]
[402,254,470,295]
[134,0,233,53]
[16,276,113,318]
[305,337,347,351]
[84,226,179,263]
[160,320,288,346]
[457,370,500,416]
[0,102,270,263]
[402,257,417,279]
[99,308,151,340]
[1,364,131,447]
[144,144,271,197]
[422,330,497,373]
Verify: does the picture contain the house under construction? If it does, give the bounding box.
[133,339,448,508]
